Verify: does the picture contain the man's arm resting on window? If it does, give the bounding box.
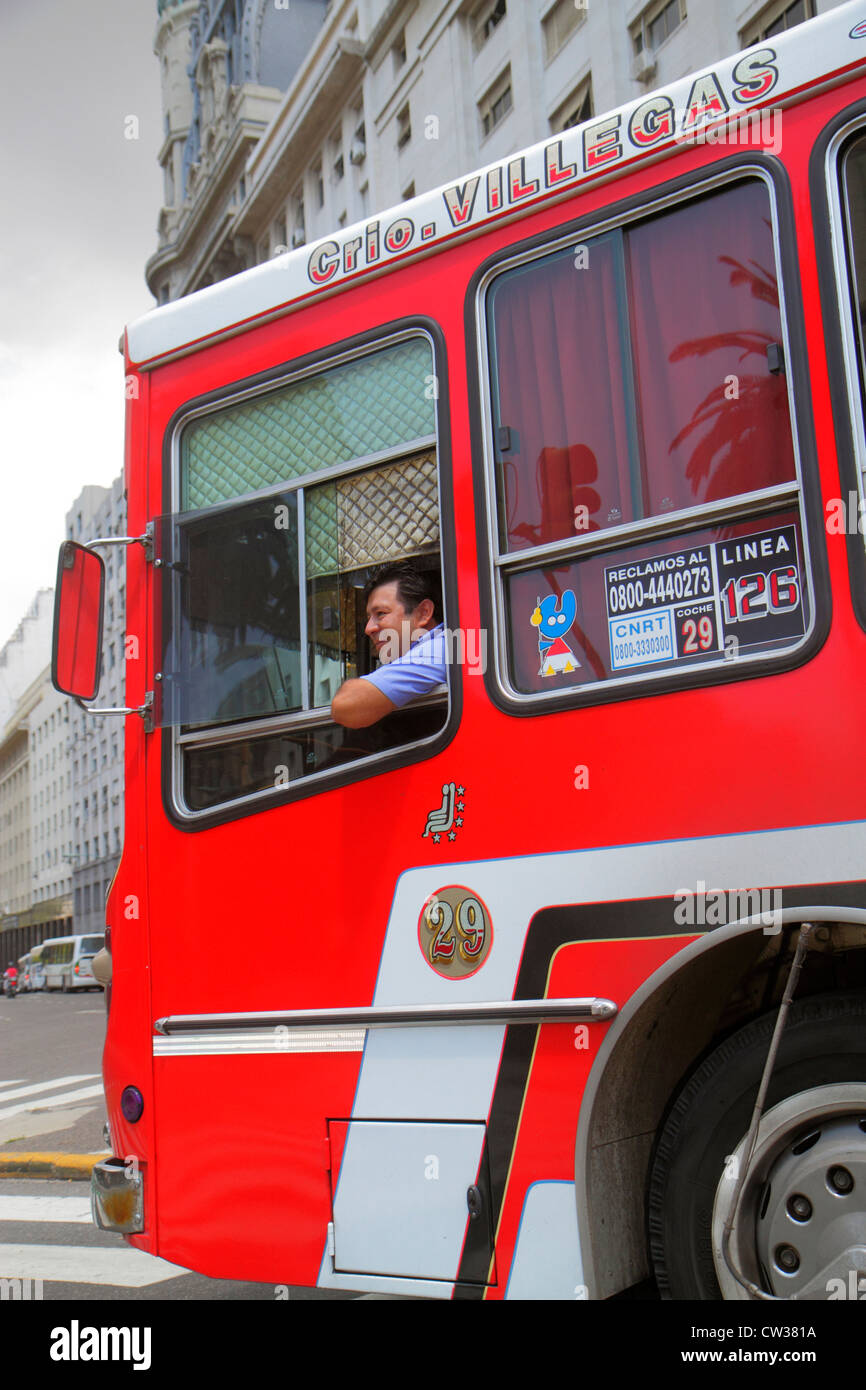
[331,679,397,729]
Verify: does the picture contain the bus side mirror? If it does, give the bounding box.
[52,541,105,700]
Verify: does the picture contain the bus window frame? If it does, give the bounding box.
[158,317,460,831]
[467,153,830,715]
[811,97,866,635]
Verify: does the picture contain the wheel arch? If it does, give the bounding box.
[575,907,866,1300]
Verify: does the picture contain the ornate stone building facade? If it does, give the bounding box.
[148,0,330,298]
[0,592,75,964]
[66,480,128,938]
[147,0,844,303]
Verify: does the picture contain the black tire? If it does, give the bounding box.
[647,991,866,1299]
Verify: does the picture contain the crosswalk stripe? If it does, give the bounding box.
[0,1081,24,1091]
[0,1243,190,1287]
[0,1195,91,1223]
[0,1075,99,1104]
[0,1084,105,1122]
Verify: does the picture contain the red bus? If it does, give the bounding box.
[55,1,866,1300]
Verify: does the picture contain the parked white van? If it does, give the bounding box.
[41,934,105,991]
[29,944,45,991]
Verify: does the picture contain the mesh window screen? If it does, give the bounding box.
[306,451,439,578]
[181,338,435,510]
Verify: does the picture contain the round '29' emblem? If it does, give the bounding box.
[418,884,493,979]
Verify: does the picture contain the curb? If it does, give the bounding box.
[0,1151,110,1181]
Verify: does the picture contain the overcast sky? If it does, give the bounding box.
[0,0,163,647]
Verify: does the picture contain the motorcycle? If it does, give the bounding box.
[2,975,17,999]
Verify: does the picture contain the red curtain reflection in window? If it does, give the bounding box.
[489,237,635,552]
[627,180,795,515]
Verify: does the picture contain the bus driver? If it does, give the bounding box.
[330,562,446,729]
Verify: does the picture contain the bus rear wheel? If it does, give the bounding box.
[647,992,866,1299]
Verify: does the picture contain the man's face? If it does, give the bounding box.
[364,582,414,663]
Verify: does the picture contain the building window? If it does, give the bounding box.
[480,68,513,139]
[397,104,411,151]
[331,130,344,182]
[631,0,686,55]
[550,78,593,133]
[314,163,324,209]
[741,0,813,46]
[273,216,287,253]
[472,0,506,52]
[350,117,366,167]
[542,0,586,63]
[392,27,407,70]
[291,185,305,243]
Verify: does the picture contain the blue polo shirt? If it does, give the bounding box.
[360,624,447,708]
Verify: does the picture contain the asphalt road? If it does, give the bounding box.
[0,987,108,1153]
[0,1178,357,1301]
[0,992,401,1300]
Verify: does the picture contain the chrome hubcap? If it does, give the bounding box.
[712,1085,866,1299]
[756,1114,866,1297]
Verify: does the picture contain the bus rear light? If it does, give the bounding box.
[91,1157,144,1234]
[121,1086,144,1123]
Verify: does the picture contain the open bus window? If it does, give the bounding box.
[482,175,812,698]
[304,450,440,706]
[162,334,447,814]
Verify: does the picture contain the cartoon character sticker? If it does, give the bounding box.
[530,590,580,677]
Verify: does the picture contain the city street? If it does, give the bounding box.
[0,1178,356,1301]
[0,990,357,1301]
[0,988,107,1154]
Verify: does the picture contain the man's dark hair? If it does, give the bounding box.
[364,561,442,624]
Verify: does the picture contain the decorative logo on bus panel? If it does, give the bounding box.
[418,885,493,979]
[422,782,467,843]
[531,591,580,677]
